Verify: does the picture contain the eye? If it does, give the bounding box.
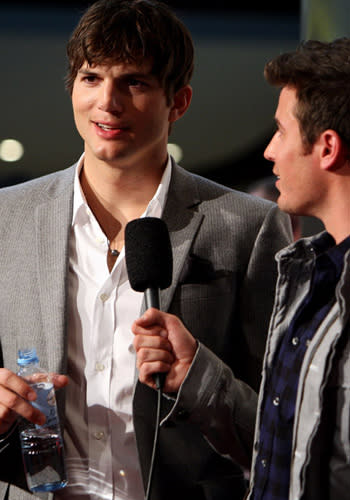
[127,78,148,89]
[83,75,98,83]
[78,72,100,85]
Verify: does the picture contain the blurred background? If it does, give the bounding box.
[0,0,348,235]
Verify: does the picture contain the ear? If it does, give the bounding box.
[168,85,192,123]
[318,129,345,171]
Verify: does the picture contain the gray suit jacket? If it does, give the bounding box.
[0,162,291,499]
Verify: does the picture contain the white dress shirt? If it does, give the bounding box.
[56,155,171,499]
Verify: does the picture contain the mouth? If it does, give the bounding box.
[95,122,124,131]
[93,121,129,139]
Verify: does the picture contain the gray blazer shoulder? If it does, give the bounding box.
[167,162,289,238]
[0,165,75,206]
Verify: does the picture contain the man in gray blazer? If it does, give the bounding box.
[0,1,291,499]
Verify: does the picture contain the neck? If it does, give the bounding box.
[316,177,350,244]
[323,219,350,245]
[79,156,167,241]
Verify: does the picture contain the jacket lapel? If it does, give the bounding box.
[34,167,75,373]
[160,162,203,311]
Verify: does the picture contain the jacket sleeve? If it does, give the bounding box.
[162,342,257,468]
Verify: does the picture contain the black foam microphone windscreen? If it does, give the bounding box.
[125,217,173,292]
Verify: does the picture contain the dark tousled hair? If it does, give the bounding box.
[65,0,194,102]
[264,38,350,152]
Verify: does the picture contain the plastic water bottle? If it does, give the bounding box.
[17,348,67,493]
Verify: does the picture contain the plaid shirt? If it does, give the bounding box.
[251,232,350,500]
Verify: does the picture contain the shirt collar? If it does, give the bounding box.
[315,233,350,277]
[72,153,172,226]
[145,154,172,218]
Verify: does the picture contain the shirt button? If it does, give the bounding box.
[261,458,267,468]
[100,293,109,302]
[95,362,105,372]
[292,337,299,346]
[176,410,189,420]
[93,431,105,440]
[306,339,311,347]
[273,396,280,406]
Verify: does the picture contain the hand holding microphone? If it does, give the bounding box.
[132,308,197,393]
[125,218,197,393]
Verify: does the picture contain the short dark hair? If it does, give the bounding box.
[264,38,350,152]
[65,0,194,102]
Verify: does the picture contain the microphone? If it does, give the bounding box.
[125,217,173,389]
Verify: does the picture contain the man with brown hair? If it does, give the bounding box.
[135,38,350,500]
[0,1,290,499]
[249,38,350,500]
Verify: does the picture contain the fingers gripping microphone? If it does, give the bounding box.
[125,217,173,390]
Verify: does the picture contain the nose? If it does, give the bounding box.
[98,80,123,113]
[264,135,276,162]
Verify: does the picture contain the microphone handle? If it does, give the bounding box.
[144,288,165,390]
[144,288,160,310]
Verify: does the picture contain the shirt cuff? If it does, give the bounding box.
[161,342,224,425]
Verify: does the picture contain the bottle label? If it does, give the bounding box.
[31,382,59,428]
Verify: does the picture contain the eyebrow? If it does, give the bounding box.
[78,68,96,75]
[77,68,156,81]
